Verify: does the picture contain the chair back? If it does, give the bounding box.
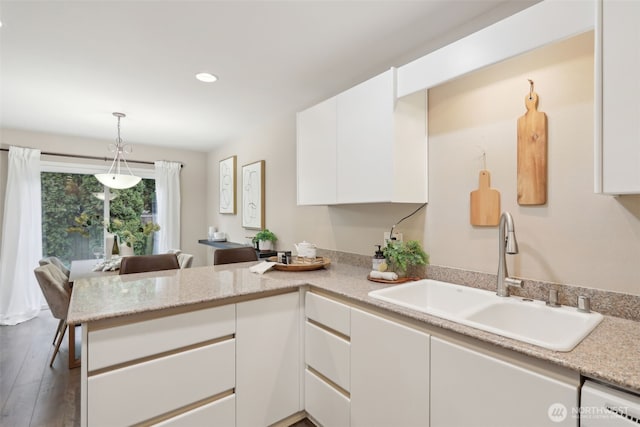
[177,253,194,269]
[119,253,180,275]
[213,247,258,265]
[39,256,70,278]
[34,264,71,320]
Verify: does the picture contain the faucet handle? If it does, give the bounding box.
[577,296,591,313]
[546,289,560,307]
[504,277,523,288]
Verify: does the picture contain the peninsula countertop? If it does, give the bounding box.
[67,261,640,394]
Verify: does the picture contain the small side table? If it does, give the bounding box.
[197,239,277,259]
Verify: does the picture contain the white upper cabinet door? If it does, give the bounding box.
[297,96,338,205]
[336,69,395,203]
[598,0,640,194]
[296,68,427,205]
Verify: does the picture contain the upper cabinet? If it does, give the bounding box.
[596,0,640,194]
[297,68,427,205]
[296,96,338,205]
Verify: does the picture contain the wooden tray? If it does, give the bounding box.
[267,256,331,271]
[367,275,420,284]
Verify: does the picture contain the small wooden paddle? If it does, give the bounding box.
[470,170,500,226]
[517,90,547,205]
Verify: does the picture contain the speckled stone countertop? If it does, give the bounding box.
[67,260,640,394]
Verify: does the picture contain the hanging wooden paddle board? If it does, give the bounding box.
[517,92,547,205]
[470,170,500,226]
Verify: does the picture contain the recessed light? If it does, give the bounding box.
[196,72,218,83]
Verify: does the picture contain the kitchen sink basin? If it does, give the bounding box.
[367,279,495,318]
[368,279,603,351]
[464,299,603,351]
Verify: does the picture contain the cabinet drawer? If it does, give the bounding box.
[306,292,350,336]
[88,339,235,427]
[305,369,350,427]
[155,394,235,427]
[305,321,350,392]
[88,304,235,370]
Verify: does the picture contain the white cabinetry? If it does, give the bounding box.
[304,292,351,427]
[297,96,338,205]
[597,0,640,194]
[296,68,427,205]
[236,292,301,427]
[430,337,579,427]
[85,305,236,427]
[350,308,430,427]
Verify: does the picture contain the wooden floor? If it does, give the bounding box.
[0,309,80,427]
[0,310,316,427]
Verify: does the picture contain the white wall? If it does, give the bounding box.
[0,129,209,266]
[427,31,640,295]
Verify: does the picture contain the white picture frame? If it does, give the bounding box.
[219,156,236,214]
[242,160,265,229]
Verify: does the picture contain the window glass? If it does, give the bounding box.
[107,179,157,255]
[41,172,156,264]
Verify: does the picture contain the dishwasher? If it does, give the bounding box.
[581,380,640,426]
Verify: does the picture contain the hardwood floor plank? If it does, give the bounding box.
[0,310,79,427]
[0,380,40,427]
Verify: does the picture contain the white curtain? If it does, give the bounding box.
[0,147,43,325]
[154,161,181,253]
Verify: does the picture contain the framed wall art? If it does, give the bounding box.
[241,160,265,229]
[219,156,236,214]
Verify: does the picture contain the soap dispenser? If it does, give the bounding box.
[372,245,386,271]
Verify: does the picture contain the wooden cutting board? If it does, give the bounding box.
[470,170,500,226]
[517,92,547,205]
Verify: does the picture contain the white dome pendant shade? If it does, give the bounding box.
[95,112,142,190]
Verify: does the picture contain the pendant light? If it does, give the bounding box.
[95,112,142,189]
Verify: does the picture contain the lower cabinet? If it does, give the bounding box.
[305,369,350,427]
[85,305,236,427]
[350,308,430,427]
[430,337,579,427]
[155,394,236,427]
[236,292,301,427]
[83,289,582,427]
[304,292,352,426]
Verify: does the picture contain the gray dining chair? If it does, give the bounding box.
[34,264,72,367]
[119,253,180,275]
[39,256,70,279]
[177,253,194,269]
[213,247,258,265]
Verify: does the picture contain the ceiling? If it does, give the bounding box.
[0,1,536,152]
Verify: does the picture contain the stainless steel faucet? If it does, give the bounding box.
[497,212,523,297]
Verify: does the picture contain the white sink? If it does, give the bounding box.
[367,279,495,318]
[368,279,603,352]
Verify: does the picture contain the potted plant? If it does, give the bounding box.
[383,240,429,277]
[252,229,277,251]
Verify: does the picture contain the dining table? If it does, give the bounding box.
[67,259,118,368]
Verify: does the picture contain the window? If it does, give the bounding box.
[40,162,156,265]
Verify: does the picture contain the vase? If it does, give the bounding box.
[260,240,273,251]
[120,243,134,257]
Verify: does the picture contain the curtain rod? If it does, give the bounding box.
[0,147,183,167]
